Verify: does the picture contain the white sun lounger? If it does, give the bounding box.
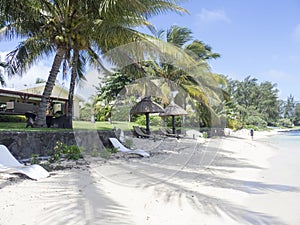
[0,145,50,180]
[109,138,150,157]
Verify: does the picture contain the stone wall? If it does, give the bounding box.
[0,130,117,160]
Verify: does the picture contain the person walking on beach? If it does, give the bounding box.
[250,128,254,140]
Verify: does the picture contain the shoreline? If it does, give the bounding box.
[1,129,299,225]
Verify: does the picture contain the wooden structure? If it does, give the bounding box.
[130,96,164,134]
[18,83,83,119]
[0,88,68,116]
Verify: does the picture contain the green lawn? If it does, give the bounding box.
[0,121,138,131]
[0,122,70,131]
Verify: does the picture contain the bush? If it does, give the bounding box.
[245,125,259,131]
[99,148,118,159]
[165,116,182,128]
[111,105,131,121]
[202,131,208,139]
[277,118,293,128]
[135,115,162,126]
[227,119,244,131]
[245,115,267,128]
[0,115,27,122]
[99,149,112,159]
[30,154,40,164]
[50,141,84,162]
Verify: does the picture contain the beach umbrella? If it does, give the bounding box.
[130,96,164,134]
[160,101,187,134]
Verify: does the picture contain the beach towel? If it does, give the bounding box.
[0,145,49,180]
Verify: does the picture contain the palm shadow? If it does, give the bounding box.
[34,167,134,225]
[104,137,299,225]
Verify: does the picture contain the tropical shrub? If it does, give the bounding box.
[50,141,84,162]
[245,115,267,128]
[135,115,162,126]
[111,105,131,122]
[99,148,118,159]
[227,119,244,131]
[277,118,293,128]
[30,154,40,164]
[0,115,26,122]
[244,125,259,131]
[165,116,182,128]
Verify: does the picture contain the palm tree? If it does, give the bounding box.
[0,59,7,86]
[0,0,187,127]
[151,25,227,127]
[93,25,226,127]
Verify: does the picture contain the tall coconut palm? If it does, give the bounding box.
[0,60,7,86]
[151,26,226,126]
[0,0,187,127]
[94,25,225,127]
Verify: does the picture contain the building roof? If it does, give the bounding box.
[0,88,68,102]
[18,82,85,102]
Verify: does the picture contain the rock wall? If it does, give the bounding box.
[0,130,116,159]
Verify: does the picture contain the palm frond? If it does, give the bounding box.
[166,25,193,47]
[5,36,55,77]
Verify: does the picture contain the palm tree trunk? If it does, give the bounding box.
[34,48,65,127]
[66,48,79,128]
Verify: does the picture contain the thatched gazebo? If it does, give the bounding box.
[160,101,187,134]
[130,96,164,134]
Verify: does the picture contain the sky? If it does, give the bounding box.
[1,0,300,101]
[148,0,300,101]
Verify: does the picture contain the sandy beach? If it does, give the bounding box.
[1,130,299,225]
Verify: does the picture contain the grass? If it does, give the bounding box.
[0,119,189,132]
[0,120,139,131]
[73,121,141,131]
[0,122,60,132]
[73,121,114,130]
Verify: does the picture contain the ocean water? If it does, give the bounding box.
[242,130,300,225]
[263,129,300,186]
[270,129,300,149]
[283,129,300,136]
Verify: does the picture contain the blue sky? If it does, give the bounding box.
[1,0,300,100]
[149,0,300,100]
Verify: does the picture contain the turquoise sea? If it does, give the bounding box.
[271,129,300,149]
[263,129,300,186]
[244,131,300,225]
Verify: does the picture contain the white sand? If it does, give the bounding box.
[1,130,299,225]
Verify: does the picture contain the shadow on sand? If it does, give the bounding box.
[92,136,299,225]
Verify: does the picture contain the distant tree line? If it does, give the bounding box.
[78,23,297,130]
[226,76,300,129]
[84,73,300,130]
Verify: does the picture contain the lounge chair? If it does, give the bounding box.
[133,126,153,139]
[109,138,150,157]
[0,145,50,180]
[159,127,182,139]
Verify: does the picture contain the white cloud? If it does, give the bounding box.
[1,51,51,89]
[3,62,51,90]
[196,8,231,24]
[75,69,103,100]
[292,24,300,42]
[1,50,102,102]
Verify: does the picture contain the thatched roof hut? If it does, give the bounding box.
[130,96,164,134]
